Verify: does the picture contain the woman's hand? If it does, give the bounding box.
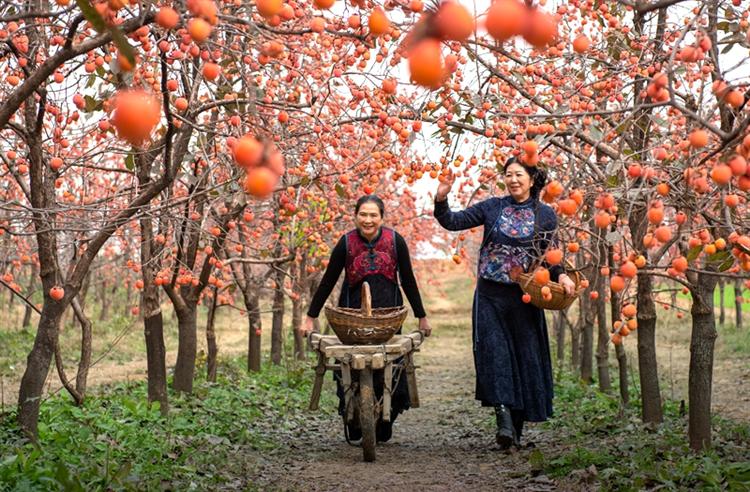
[435,172,456,202]
[418,317,432,337]
[558,274,576,296]
[299,316,316,337]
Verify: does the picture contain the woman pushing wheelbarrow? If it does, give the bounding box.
[299,195,432,447]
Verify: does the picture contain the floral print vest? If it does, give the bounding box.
[478,201,538,284]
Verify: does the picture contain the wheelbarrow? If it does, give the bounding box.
[307,282,424,462]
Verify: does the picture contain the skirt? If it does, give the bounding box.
[472,278,554,422]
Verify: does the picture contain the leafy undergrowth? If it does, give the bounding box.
[541,373,750,491]
[0,357,334,491]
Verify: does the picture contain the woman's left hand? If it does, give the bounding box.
[418,317,432,337]
[559,274,576,296]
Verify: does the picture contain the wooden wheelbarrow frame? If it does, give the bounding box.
[307,331,424,462]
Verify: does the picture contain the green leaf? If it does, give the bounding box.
[706,250,731,264]
[687,245,702,262]
[84,95,100,113]
[75,0,135,65]
[718,256,735,272]
[588,124,603,140]
[125,154,135,170]
[334,183,346,198]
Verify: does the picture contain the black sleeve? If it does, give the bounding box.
[306,236,346,318]
[434,198,487,231]
[395,233,427,319]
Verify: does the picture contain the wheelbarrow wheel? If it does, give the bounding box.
[358,367,377,462]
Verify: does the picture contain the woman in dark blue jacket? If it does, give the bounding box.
[434,157,575,449]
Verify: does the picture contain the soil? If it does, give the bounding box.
[244,323,576,492]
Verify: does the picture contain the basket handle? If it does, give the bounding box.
[361,281,372,317]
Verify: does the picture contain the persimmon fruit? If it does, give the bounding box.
[408,38,443,88]
[485,0,526,42]
[111,90,161,145]
[435,2,474,42]
[49,286,65,301]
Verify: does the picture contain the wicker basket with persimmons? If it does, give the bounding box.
[516,249,587,311]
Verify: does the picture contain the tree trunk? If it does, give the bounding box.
[144,309,169,413]
[555,311,565,363]
[580,289,594,384]
[636,271,663,424]
[98,280,110,322]
[173,305,198,393]
[718,280,725,326]
[244,288,262,372]
[271,272,285,365]
[17,305,64,437]
[141,272,168,414]
[735,279,743,330]
[571,305,581,370]
[71,298,92,398]
[22,266,37,328]
[292,294,305,361]
[206,289,218,383]
[595,294,612,392]
[688,274,719,451]
[124,281,133,317]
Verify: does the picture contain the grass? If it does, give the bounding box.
[542,373,750,491]
[0,356,336,491]
[676,282,750,313]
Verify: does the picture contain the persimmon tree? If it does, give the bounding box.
[4,0,750,454]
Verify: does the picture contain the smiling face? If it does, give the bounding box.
[355,201,383,240]
[504,162,533,202]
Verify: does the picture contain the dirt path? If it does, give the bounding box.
[244,324,571,492]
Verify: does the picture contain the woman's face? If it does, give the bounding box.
[504,162,532,202]
[355,202,383,239]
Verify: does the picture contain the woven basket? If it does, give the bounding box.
[325,282,408,345]
[518,264,585,311]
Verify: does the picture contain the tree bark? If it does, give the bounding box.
[206,289,219,383]
[271,270,285,365]
[173,305,198,393]
[571,305,581,370]
[246,290,262,372]
[291,257,306,361]
[580,286,594,384]
[22,265,37,328]
[688,273,719,451]
[98,280,110,322]
[144,309,169,413]
[718,280,726,326]
[595,294,612,392]
[18,306,64,437]
[71,297,92,398]
[137,149,169,414]
[292,295,305,361]
[735,279,743,330]
[636,270,663,424]
[555,311,566,363]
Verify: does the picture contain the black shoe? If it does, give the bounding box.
[376,419,393,443]
[495,405,516,450]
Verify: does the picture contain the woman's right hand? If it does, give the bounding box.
[299,316,315,337]
[435,171,456,202]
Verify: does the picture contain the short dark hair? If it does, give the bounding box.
[355,195,385,217]
[504,156,548,200]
